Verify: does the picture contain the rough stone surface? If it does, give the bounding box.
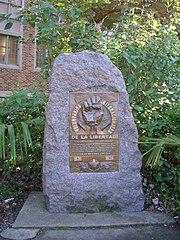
[43,51,144,213]
[0,228,39,240]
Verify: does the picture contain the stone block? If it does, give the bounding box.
[43,51,144,213]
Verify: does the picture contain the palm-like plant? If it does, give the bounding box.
[0,89,46,169]
[140,135,180,168]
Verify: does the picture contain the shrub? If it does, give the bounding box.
[101,13,179,138]
[142,161,180,218]
[0,88,47,176]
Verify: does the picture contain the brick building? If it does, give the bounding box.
[0,0,43,96]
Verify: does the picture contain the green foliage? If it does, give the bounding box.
[0,88,47,174]
[101,10,180,138]
[12,1,179,86]
[103,7,180,181]
[4,21,13,30]
[19,0,103,79]
[0,167,42,201]
[100,4,180,216]
[140,135,180,168]
[1,1,179,216]
[142,161,180,217]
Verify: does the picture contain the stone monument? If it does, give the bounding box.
[43,51,144,213]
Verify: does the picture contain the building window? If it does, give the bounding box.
[0,34,19,65]
[0,0,22,6]
[35,40,47,69]
[0,0,23,67]
[12,0,23,6]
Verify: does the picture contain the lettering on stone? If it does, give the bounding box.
[69,92,119,173]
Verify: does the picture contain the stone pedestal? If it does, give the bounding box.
[43,51,144,213]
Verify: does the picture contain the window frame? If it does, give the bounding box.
[0,33,22,69]
[34,39,48,71]
[0,0,23,6]
[34,26,48,71]
[0,0,23,69]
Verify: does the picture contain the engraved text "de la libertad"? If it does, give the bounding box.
[71,134,118,140]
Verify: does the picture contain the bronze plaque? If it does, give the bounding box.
[69,92,119,173]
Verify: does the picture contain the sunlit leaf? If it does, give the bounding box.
[0,124,6,159]
[7,125,16,164]
[5,21,13,30]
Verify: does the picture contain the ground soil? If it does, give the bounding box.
[0,199,25,233]
[0,169,42,233]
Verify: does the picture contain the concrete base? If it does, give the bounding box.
[34,226,180,240]
[13,192,175,228]
[1,192,179,240]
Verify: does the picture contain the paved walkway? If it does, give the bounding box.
[1,225,180,240]
[36,225,180,240]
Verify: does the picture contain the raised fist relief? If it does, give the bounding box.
[81,96,104,133]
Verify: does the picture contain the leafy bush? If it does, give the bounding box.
[101,12,180,138]
[0,168,42,201]
[0,88,47,176]
[142,161,180,218]
[141,134,179,217]
[1,2,179,217]
[100,10,180,217]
